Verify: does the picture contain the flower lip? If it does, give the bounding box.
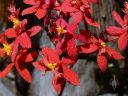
[3,43,11,56]
[56,26,67,35]
[12,18,20,28]
[47,63,57,71]
[100,42,107,48]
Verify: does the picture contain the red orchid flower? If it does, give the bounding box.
[106,10,128,51]
[0,49,38,83]
[55,0,100,27]
[33,47,79,94]
[22,0,49,19]
[4,18,42,60]
[78,30,124,72]
[49,18,78,58]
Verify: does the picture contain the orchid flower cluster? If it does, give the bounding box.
[0,0,126,94]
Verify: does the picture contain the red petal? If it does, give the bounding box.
[112,11,124,27]
[52,73,65,94]
[0,63,14,78]
[18,50,39,63]
[55,39,65,56]
[11,41,19,62]
[20,19,28,31]
[62,65,80,85]
[22,6,37,16]
[0,34,7,44]
[78,44,98,54]
[4,28,16,38]
[27,26,42,37]
[35,8,46,19]
[19,33,31,48]
[74,34,86,42]
[55,7,78,13]
[97,52,108,72]
[80,30,91,37]
[79,30,94,42]
[0,48,5,58]
[56,18,68,28]
[33,60,47,72]
[25,51,38,62]
[84,13,100,28]
[15,62,32,83]
[67,38,77,58]
[61,57,76,65]
[23,0,39,5]
[42,47,60,63]
[118,32,128,51]
[106,26,124,36]
[106,47,124,60]
[71,12,83,24]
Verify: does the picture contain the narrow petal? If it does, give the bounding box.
[19,33,31,48]
[33,60,47,73]
[22,6,37,16]
[106,26,124,36]
[79,30,95,42]
[97,52,108,72]
[23,0,39,5]
[24,51,38,62]
[118,32,128,51]
[27,26,42,37]
[112,11,124,27]
[71,12,83,24]
[106,47,124,60]
[0,34,7,44]
[20,19,28,31]
[61,57,76,65]
[52,73,65,94]
[15,62,32,83]
[0,48,5,58]
[78,44,98,54]
[67,37,77,58]
[42,47,60,63]
[35,8,46,19]
[11,41,19,62]
[62,65,80,85]
[84,13,100,28]
[55,7,78,13]
[0,63,14,78]
[74,34,86,42]
[18,50,39,63]
[4,28,16,38]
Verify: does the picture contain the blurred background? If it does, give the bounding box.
[0,0,128,96]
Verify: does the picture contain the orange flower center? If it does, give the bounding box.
[3,44,11,56]
[47,63,57,71]
[56,26,67,35]
[12,18,20,28]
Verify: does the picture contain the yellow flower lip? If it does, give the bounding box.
[47,63,57,71]
[12,18,20,28]
[56,26,67,35]
[100,42,107,48]
[3,44,11,56]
